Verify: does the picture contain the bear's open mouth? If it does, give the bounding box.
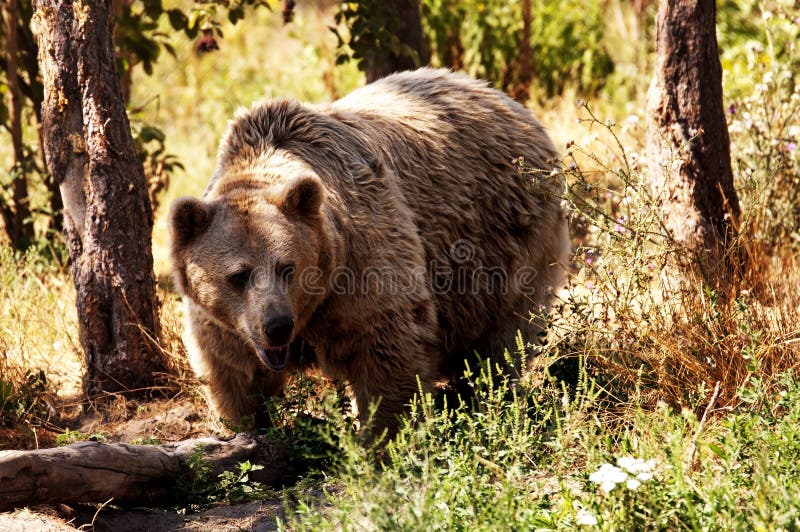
[256,344,291,371]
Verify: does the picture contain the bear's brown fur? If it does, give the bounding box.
[170,68,569,433]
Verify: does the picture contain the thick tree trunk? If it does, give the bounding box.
[1,0,35,250]
[364,0,428,82]
[646,0,740,272]
[0,434,293,511]
[34,0,167,396]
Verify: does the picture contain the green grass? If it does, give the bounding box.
[276,364,800,530]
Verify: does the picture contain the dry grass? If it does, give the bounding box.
[542,98,800,416]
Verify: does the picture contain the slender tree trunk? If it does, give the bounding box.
[34,0,167,396]
[364,0,428,82]
[436,1,464,72]
[2,0,35,250]
[646,0,740,274]
[509,0,534,105]
[1,9,63,235]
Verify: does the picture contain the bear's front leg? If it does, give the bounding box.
[345,332,438,440]
[183,301,285,427]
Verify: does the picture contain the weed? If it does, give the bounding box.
[0,369,51,430]
[178,446,274,505]
[128,436,163,445]
[54,429,108,446]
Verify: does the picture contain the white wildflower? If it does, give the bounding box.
[589,457,657,494]
[576,508,599,526]
[617,456,656,476]
[589,463,628,493]
[617,456,657,487]
[788,125,800,139]
[762,10,773,21]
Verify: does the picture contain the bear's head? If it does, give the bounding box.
[169,175,333,371]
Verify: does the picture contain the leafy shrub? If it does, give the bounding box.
[332,0,614,98]
[332,1,424,71]
[130,121,184,214]
[287,363,574,529]
[718,0,800,98]
[422,0,614,97]
[180,448,273,504]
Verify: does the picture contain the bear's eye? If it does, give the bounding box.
[227,269,252,291]
[277,262,296,282]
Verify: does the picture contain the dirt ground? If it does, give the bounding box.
[0,501,286,531]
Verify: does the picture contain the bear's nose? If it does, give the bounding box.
[264,316,294,346]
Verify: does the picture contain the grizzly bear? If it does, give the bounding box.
[170,68,569,434]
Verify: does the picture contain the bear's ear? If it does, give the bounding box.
[169,197,214,247]
[277,176,324,217]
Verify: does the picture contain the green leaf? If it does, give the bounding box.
[708,442,728,460]
[187,10,201,32]
[139,126,165,143]
[142,0,163,18]
[167,9,188,31]
[0,101,9,128]
[227,7,243,25]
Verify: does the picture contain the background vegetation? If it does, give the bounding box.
[1,0,800,528]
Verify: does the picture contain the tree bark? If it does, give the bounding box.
[364,0,428,82]
[1,0,35,250]
[646,0,740,272]
[0,434,294,511]
[33,0,167,396]
[508,0,534,105]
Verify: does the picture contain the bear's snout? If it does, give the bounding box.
[264,315,294,346]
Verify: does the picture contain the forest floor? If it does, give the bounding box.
[0,395,295,531]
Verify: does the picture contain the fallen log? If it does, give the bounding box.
[0,433,293,511]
